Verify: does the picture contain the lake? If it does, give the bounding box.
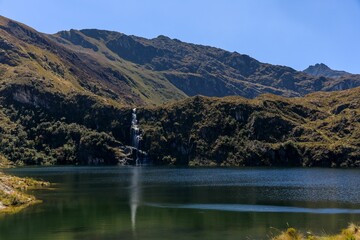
[1,166,360,240]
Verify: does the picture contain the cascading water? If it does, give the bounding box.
[130,108,141,165]
[129,109,143,234]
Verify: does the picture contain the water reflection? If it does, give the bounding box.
[2,167,360,240]
[129,167,142,231]
[147,203,360,214]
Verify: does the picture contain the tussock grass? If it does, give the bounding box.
[272,224,360,240]
[0,172,50,214]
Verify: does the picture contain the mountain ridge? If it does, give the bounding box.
[52,28,360,98]
[51,28,360,99]
[304,63,351,78]
[0,15,359,167]
[2,15,360,106]
[139,86,360,167]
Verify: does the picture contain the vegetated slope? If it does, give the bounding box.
[0,172,49,213]
[1,15,360,106]
[273,224,360,240]
[52,29,360,98]
[0,16,186,106]
[0,78,359,166]
[0,83,136,165]
[304,63,351,78]
[0,16,142,165]
[140,87,360,167]
[0,15,359,167]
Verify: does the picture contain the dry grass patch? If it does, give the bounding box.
[272,224,360,240]
[0,172,50,214]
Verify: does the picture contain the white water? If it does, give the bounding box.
[130,108,141,165]
[129,109,143,233]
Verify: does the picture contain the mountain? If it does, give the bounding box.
[0,16,186,107]
[0,15,359,167]
[0,78,359,167]
[1,15,360,108]
[304,63,351,78]
[141,87,360,167]
[0,172,49,213]
[51,29,360,98]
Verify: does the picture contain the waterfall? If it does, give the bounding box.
[131,108,141,165]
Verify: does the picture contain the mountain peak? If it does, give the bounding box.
[1,15,360,106]
[156,35,171,40]
[304,63,350,78]
[307,63,332,71]
[314,63,330,69]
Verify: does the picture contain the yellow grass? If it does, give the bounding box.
[273,224,360,240]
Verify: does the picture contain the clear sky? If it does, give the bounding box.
[1,0,359,73]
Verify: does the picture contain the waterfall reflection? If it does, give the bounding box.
[129,166,142,231]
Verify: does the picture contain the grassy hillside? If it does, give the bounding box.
[0,78,359,167]
[0,84,133,165]
[273,224,360,240]
[2,15,359,108]
[0,171,49,213]
[0,16,186,106]
[52,29,360,99]
[140,87,360,167]
[0,15,359,167]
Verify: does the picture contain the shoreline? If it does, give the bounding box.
[0,172,50,214]
[0,166,358,239]
[273,224,360,240]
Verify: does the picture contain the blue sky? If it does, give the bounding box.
[1,0,359,73]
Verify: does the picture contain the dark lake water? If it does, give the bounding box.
[1,166,360,240]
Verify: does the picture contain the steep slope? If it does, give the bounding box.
[140,87,360,167]
[0,76,359,167]
[304,63,360,92]
[1,15,360,106]
[52,29,360,98]
[304,63,350,78]
[0,16,186,106]
[0,16,359,167]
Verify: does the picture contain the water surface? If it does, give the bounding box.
[1,167,360,240]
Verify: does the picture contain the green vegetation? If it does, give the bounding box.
[0,91,132,165]
[273,224,360,240]
[0,80,359,167]
[0,15,359,167]
[141,88,360,167]
[0,154,12,168]
[0,15,186,107]
[1,15,360,110]
[0,172,50,213]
